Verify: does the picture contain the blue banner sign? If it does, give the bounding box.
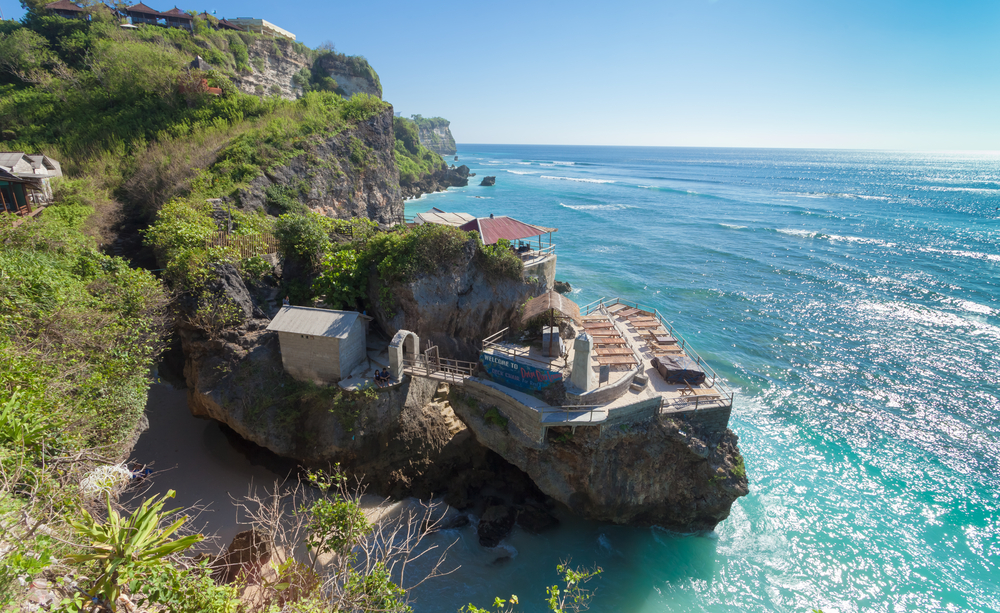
[480,353,562,391]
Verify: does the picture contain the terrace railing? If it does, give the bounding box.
[580,297,735,406]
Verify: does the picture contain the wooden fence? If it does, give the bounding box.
[207,232,280,259]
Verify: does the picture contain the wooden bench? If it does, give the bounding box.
[582,322,615,330]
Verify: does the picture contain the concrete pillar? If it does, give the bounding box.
[571,332,595,392]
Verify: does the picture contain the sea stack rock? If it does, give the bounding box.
[480,176,496,186]
[553,280,572,294]
[478,505,516,547]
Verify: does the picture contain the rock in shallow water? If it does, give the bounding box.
[480,176,496,186]
[478,505,516,547]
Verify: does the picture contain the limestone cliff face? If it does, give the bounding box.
[233,39,309,100]
[416,120,457,156]
[449,391,748,530]
[236,106,403,225]
[368,240,543,361]
[314,54,382,99]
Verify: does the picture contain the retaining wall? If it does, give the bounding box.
[463,378,544,443]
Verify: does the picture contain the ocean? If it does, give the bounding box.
[398,146,1000,613]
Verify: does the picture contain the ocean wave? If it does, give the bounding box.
[552,161,575,166]
[541,175,616,184]
[559,203,633,211]
[926,186,1000,194]
[952,299,997,316]
[782,191,890,202]
[505,170,536,175]
[719,223,747,230]
[922,247,1000,263]
[776,228,822,239]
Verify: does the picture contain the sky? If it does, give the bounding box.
[4,0,1000,149]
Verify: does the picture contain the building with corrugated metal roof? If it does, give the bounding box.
[266,306,371,383]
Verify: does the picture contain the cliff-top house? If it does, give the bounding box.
[0,153,62,216]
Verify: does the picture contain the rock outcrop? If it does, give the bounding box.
[414,117,457,155]
[235,106,403,225]
[400,164,471,200]
[449,391,748,530]
[367,239,543,361]
[233,41,382,102]
[313,53,382,99]
[233,38,310,100]
[480,176,496,187]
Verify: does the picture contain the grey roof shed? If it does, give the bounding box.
[266,306,371,383]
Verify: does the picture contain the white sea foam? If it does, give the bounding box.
[953,299,997,316]
[922,247,1000,263]
[827,234,896,247]
[505,170,536,175]
[559,203,633,211]
[777,228,820,239]
[720,223,747,229]
[927,186,1000,194]
[552,161,575,166]
[541,175,616,184]
[515,161,532,165]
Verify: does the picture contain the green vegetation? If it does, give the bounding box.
[732,455,747,479]
[460,563,602,613]
[393,115,447,183]
[484,407,509,429]
[409,114,457,153]
[313,223,523,313]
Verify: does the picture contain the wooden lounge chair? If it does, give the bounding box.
[594,337,628,345]
[582,322,615,329]
[596,347,633,356]
[679,383,721,399]
[617,307,639,318]
[607,303,628,313]
[595,355,638,366]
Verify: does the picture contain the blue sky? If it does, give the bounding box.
[4,0,999,149]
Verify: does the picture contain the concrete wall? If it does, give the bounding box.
[602,396,662,429]
[278,331,341,383]
[672,403,732,434]
[338,318,367,378]
[523,254,556,291]
[463,379,544,444]
[567,368,637,405]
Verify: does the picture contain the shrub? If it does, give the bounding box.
[274,212,331,268]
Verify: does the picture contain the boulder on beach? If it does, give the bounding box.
[480,176,496,186]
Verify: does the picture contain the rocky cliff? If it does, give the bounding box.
[367,239,543,361]
[449,391,748,530]
[233,38,310,100]
[413,117,457,155]
[233,42,382,101]
[400,164,471,200]
[314,53,382,99]
[235,106,403,225]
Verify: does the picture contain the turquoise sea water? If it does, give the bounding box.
[402,146,1000,613]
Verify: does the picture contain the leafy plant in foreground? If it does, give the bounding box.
[460,563,602,613]
[66,490,203,609]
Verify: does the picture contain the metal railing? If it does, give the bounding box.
[539,404,604,424]
[580,297,735,406]
[518,244,556,262]
[402,355,477,384]
[480,327,565,373]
